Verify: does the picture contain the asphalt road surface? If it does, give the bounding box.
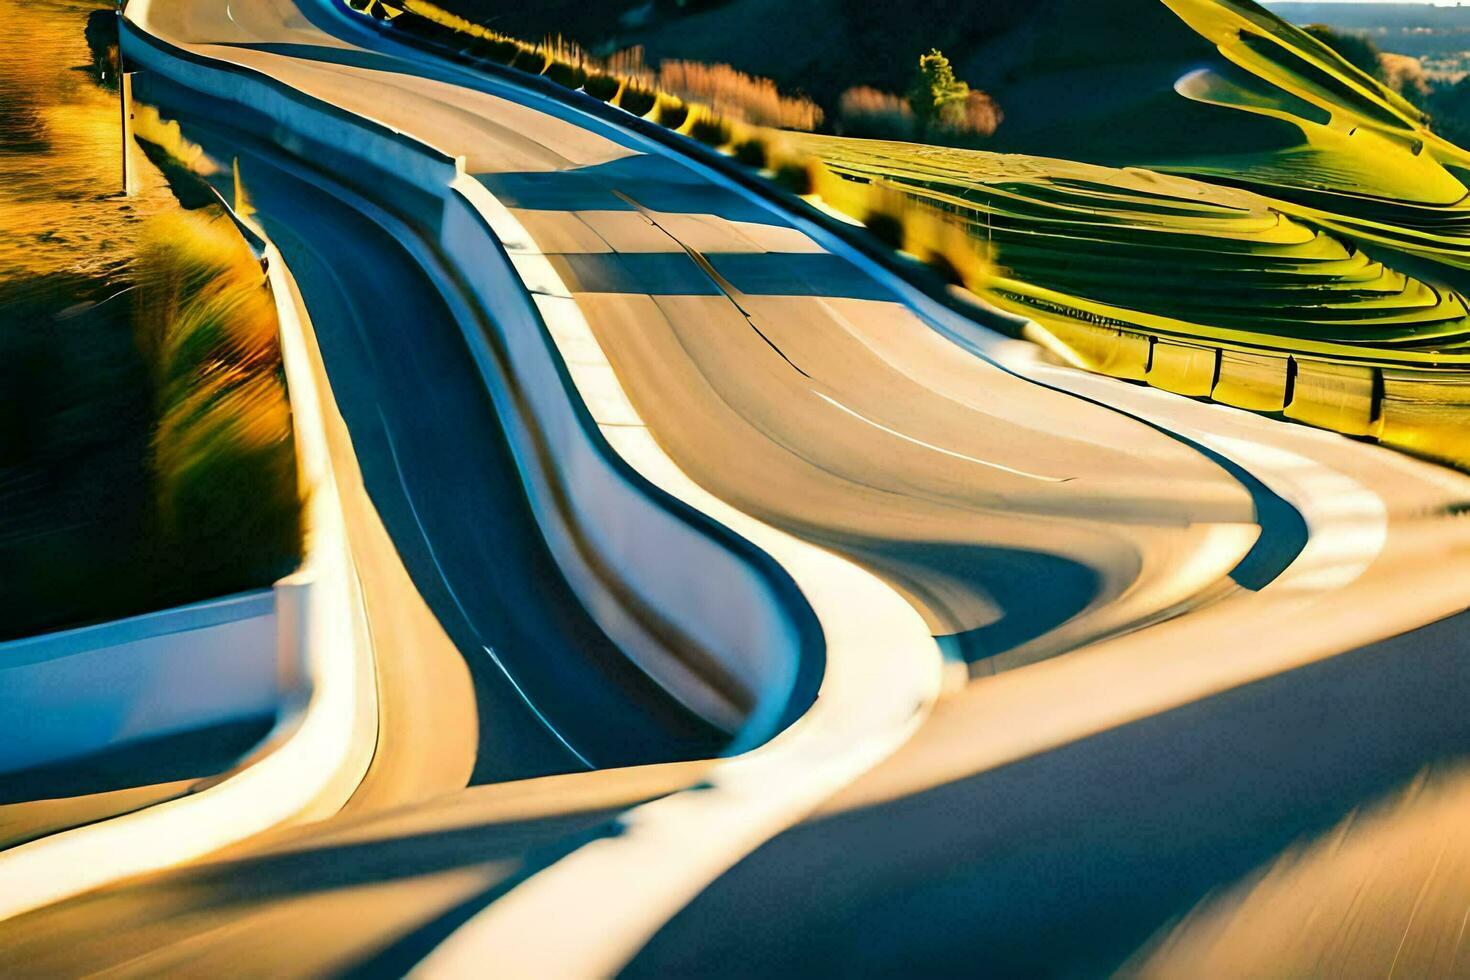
[6,0,1470,975]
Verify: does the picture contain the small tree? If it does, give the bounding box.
[1302,24,1383,81]
[908,49,970,135]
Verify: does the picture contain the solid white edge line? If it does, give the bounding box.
[810,389,1072,482]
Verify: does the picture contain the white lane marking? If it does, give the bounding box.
[483,646,595,770]
[374,407,482,634]
[377,407,594,770]
[811,389,1072,483]
[1207,433,1386,593]
[1010,355,1389,595]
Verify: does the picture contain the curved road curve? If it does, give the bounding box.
[5,0,1470,975]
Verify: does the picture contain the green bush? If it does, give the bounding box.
[773,161,814,194]
[907,48,970,135]
[584,72,622,101]
[733,137,767,167]
[545,59,588,89]
[618,84,658,116]
[690,114,734,146]
[509,46,550,73]
[656,95,691,129]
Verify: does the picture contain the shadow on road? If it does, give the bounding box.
[629,604,1470,977]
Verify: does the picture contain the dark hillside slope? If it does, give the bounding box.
[435,0,1470,262]
[438,0,1037,109]
[436,0,1322,166]
[951,0,1283,162]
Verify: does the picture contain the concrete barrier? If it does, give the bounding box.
[1029,319,1152,381]
[442,184,805,731]
[121,28,460,226]
[0,145,361,781]
[0,15,375,917]
[1286,359,1381,437]
[1213,348,1289,412]
[1147,339,1217,398]
[121,20,816,738]
[0,592,277,775]
[1378,368,1470,464]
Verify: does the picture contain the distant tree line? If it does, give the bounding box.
[1304,21,1470,146]
[837,48,1002,144]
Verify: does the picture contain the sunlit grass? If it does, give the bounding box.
[133,210,302,595]
[1149,0,1470,271]
[0,0,176,283]
[361,0,1470,469]
[0,0,302,637]
[655,60,821,130]
[793,135,1470,363]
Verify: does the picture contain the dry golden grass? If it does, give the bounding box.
[391,2,821,133]
[952,90,1003,138]
[1380,52,1430,100]
[838,86,1000,140]
[134,210,301,590]
[838,86,915,140]
[131,104,219,177]
[656,61,822,130]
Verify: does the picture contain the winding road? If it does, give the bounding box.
[4,0,1470,975]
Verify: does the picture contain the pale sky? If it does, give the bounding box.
[1268,1,1467,5]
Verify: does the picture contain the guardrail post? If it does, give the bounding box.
[121,71,137,195]
[273,573,312,705]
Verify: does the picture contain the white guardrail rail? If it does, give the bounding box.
[0,590,279,776]
[116,19,823,740]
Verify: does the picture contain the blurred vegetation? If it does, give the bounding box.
[0,2,300,641]
[83,8,119,91]
[1,210,302,642]
[1426,79,1470,150]
[132,212,302,604]
[655,59,821,129]
[1301,23,1384,82]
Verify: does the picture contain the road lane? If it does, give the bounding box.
[126,0,1299,665]
[309,17,1470,974]
[203,126,729,774]
[10,0,1470,975]
[0,110,732,977]
[148,24,1276,669]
